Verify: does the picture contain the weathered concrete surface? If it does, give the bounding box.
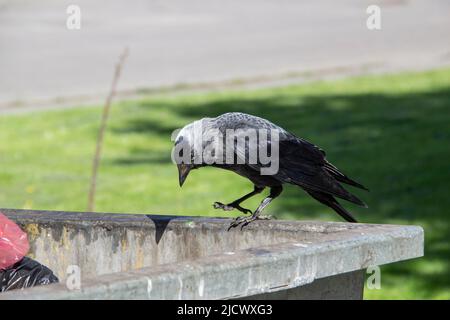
[243,270,365,300]
[0,209,423,300]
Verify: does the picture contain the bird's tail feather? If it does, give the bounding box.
[324,162,369,191]
[305,189,358,223]
[292,171,368,208]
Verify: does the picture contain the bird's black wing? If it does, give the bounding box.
[212,113,367,206]
[275,136,367,207]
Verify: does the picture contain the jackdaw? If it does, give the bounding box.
[173,112,368,229]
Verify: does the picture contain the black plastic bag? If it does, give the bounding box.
[0,257,59,292]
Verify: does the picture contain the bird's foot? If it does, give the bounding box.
[213,202,252,215]
[227,214,272,231]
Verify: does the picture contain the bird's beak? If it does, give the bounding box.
[177,164,192,187]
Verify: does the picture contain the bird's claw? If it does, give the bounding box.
[227,215,273,231]
[227,216,245,231]
[213,202,252,214]
[213,202,233,211]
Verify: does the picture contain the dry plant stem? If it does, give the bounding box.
[87,48,129,212]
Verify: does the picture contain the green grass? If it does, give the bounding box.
[1,68,449,299]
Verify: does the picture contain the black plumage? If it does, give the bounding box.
[174,112,368,229]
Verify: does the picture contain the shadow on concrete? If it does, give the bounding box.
[146,215,173,244]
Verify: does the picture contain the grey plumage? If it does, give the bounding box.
[174,112,368,229]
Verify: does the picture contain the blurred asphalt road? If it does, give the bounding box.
[0,0,449,108]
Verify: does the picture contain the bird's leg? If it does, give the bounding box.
[214,186,264,215]
[228,186,283,231]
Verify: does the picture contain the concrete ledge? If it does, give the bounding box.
[0,209,424,299]
[242,270,365,300]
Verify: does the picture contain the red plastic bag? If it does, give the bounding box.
[0,213,30,270]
